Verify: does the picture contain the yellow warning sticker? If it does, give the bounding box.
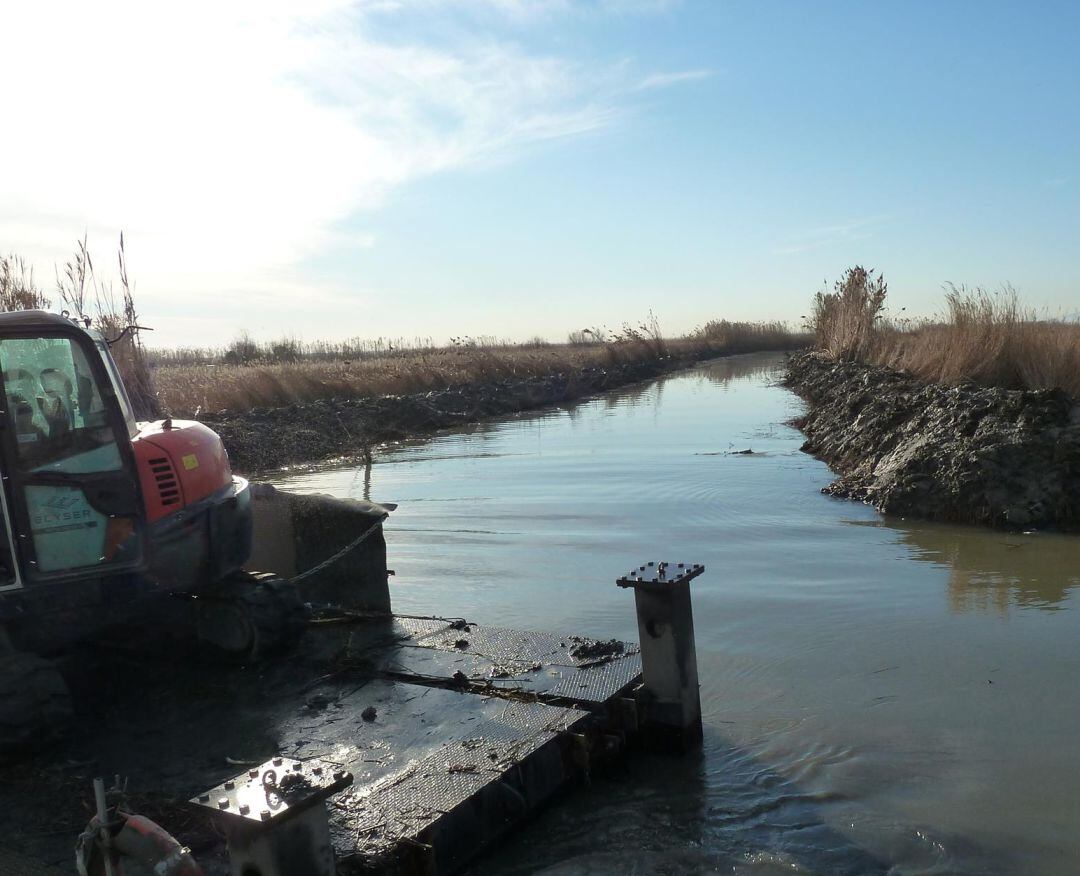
[182,453,200,470]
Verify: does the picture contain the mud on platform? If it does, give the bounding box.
[0,614,642,875]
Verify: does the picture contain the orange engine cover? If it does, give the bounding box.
[133,420,233,522]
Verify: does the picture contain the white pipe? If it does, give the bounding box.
[93,777,118,876]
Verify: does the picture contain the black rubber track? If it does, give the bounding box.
[0,652,72,755]
[201,571,307,660]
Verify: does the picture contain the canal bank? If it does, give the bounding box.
[785,350,1080,531]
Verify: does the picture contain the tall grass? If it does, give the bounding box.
[809,265,888,361]
[810,267,1080,397]
[691,318,800,354]
[155,323,807,418]
[148,334,535,367]
[1,237,160,417]
[152,335,444,366]
[1,255,50,311]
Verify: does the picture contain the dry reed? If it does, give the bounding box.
[2,237,160,417]
[810,267,1080,398]
[155,324,807,418]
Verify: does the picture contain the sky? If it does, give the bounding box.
[2,0,1078,347]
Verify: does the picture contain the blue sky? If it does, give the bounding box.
[2,1,1077,346]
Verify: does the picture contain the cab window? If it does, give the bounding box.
[0,336,123,475]
[96,341,138,437]
[0,336,140,574]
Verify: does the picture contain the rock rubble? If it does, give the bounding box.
[784,351,1080,530]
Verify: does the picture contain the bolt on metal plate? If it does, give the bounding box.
[189,757,352,827]
[616,561,704,589]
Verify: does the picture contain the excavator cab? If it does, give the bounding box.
[0,312,303,754]
[0,325,146,586]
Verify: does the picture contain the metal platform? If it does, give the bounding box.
[381,615,642,706]
[0,614,643,875]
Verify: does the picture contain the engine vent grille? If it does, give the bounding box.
[149,457,181,507]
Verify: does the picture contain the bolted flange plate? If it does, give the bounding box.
[616,561,704,589]
[189,757,353,827]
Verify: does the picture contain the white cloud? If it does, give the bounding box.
[638,69,713,90]
[0,0,679,342]
[3,3,396,297]
[359,0,679,23]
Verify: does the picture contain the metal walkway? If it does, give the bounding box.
[0,614,642,875]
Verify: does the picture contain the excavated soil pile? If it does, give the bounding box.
[207,358,685,473]
[785,351,1080,530]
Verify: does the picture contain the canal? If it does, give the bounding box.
[275,352,1080,876]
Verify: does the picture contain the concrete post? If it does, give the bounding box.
[617,561,704,748]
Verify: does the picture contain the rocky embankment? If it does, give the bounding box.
[785,351,1080,530]
[207,356,695,473]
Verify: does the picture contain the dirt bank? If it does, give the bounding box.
[785,351,1080,530]
[206,355,710,473]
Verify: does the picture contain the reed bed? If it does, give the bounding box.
[149,335,446,367]
[155,322,807,417]
[810,267,1080,397]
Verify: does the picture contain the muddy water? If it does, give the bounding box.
[273,353,1080,876]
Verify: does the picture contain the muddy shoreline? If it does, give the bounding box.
[784,351,1080,530]
[207,352,732,474]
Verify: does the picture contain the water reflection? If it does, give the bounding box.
[699,353,786,388]
[599,377,661,411]
[565,351,778,420]
[886,520,1080,613]
[438,417,503,440]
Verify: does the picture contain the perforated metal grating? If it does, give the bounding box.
[547,652,643,702]
[334,699,583,865]
[393,615,455,641]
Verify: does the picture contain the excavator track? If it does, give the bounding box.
[0,845,68,876]
[0,651,72,755]
[194,571,306,660]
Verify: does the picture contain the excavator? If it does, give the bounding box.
[0,311,305,753]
